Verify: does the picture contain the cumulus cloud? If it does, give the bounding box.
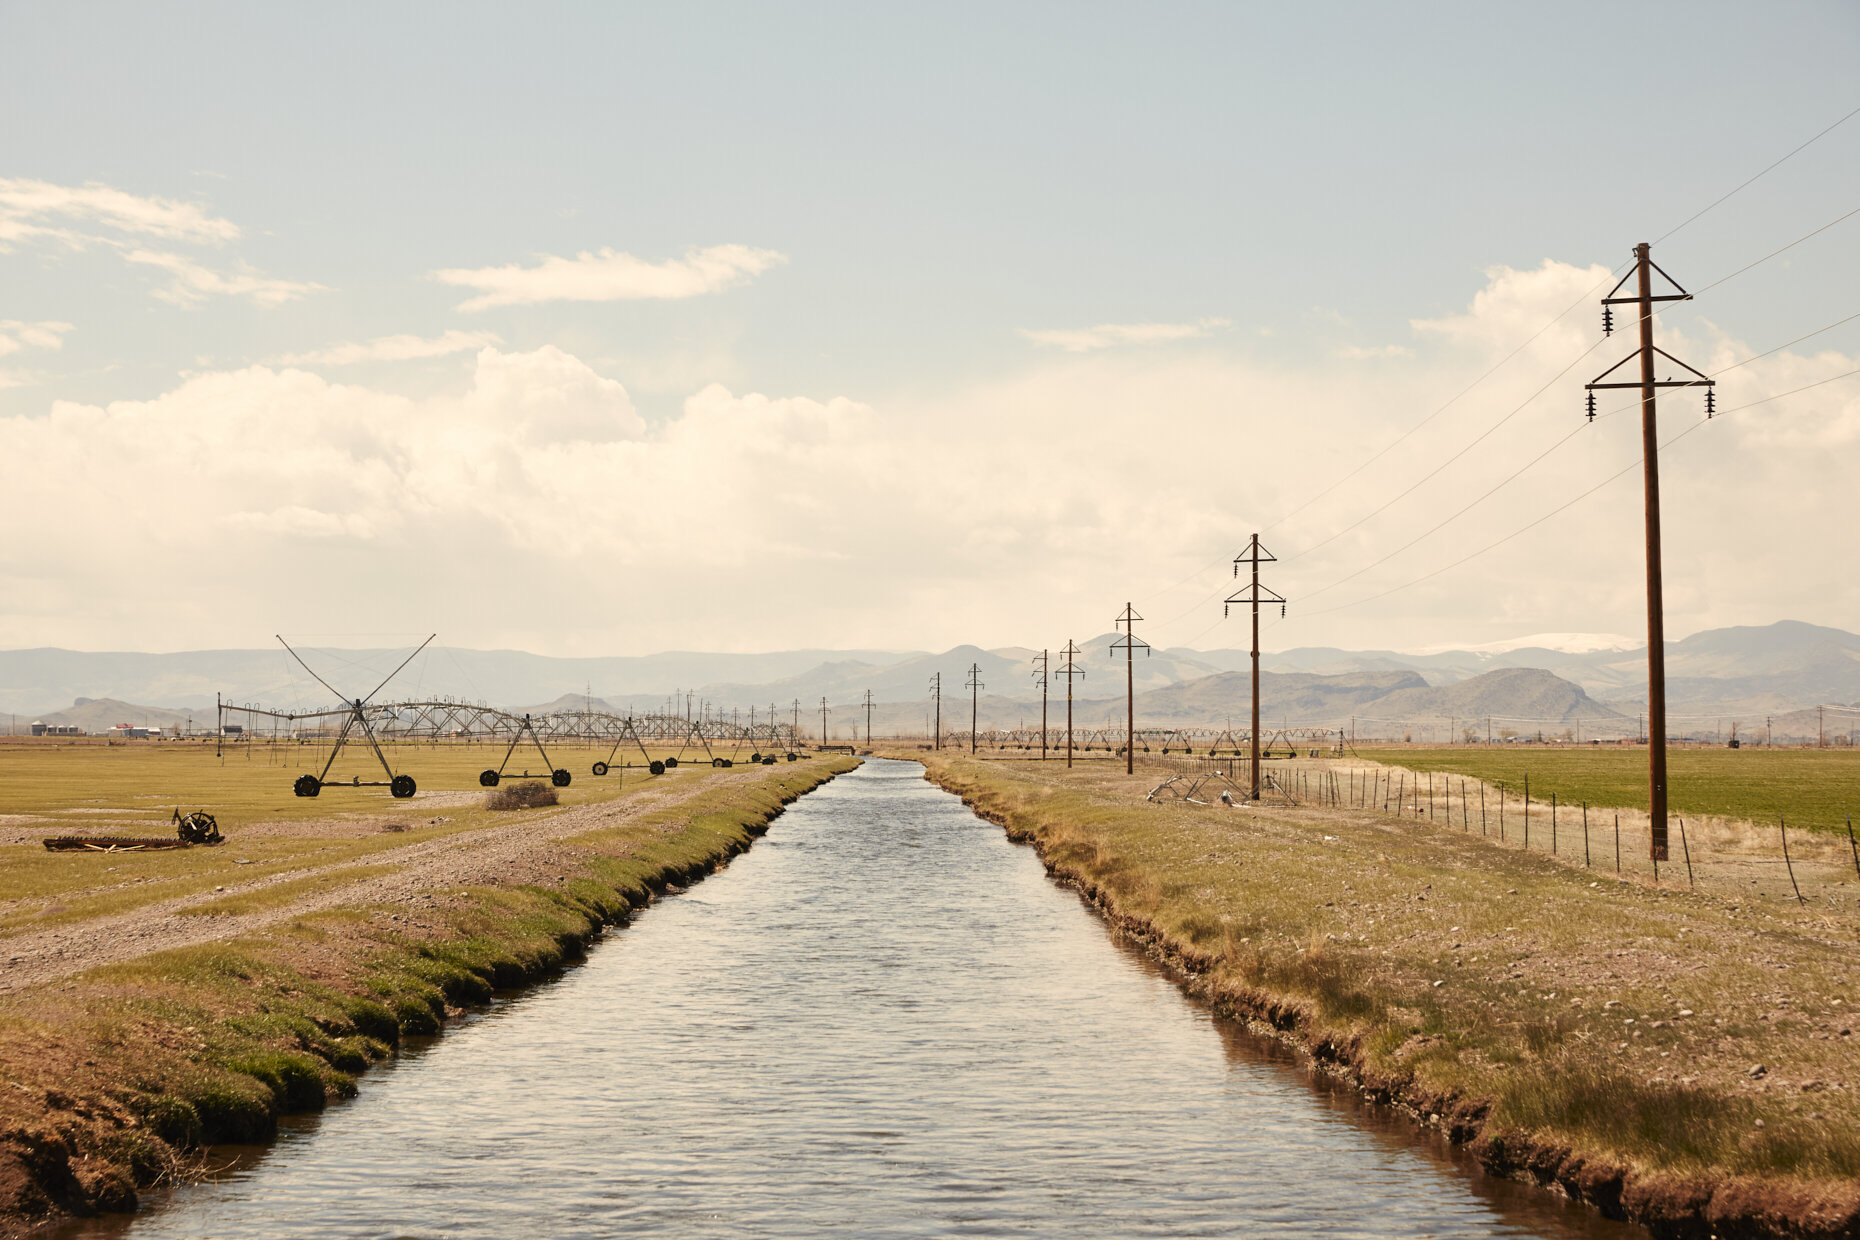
[0,264,1852,656]
[279,330,504,366]
[435,243,788,312]
[0,177,315,306]
[1018,318,1229,352]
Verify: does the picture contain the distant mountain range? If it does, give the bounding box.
[3,621,1854,743]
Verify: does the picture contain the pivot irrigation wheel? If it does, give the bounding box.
[711,757,724,769]
[479,770,501,788]
[649,760,666,775]
[750,752,762,763]
[786,752,799,762]
[390,775,417,799]
[177,812,222,845]
[293,774,321,798]
[721,758,734,768]
[551,768,571,788]
[591,761,609,776]
[665,757,679,769]
[761,756,776,766]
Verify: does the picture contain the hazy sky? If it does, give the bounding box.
[3,2,1857,657]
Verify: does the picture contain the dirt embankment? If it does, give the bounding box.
[916,754,1860,1240]
[0,758,859,1237]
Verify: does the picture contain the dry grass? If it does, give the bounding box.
[483,781,558,811]
[917,753,1860,1197]
[0,756,859,1234]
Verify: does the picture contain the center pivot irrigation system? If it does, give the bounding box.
[219,646,808,801]
[272,634,434,799]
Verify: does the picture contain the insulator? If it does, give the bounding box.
[1603,306,1614,336]
[1586,391,1596,422]
[1223,604,1230,617]
[1280,603,1286,618]
[1705,388,1716,418]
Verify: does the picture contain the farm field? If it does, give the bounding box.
[1381,745,1860,835]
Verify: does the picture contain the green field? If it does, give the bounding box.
[0,734,750,827]
[1382,745,1860,833]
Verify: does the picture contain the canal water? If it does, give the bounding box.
[74,758,1636,1238]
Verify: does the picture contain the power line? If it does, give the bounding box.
[1654,101,1860,244]
[1300,365,1860,619]
[1294,307,1860,605]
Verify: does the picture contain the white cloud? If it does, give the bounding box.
[435,243,788,312]
[1337,343,1414,360]
[123,249,321,307]
[0,178,241,248]
[279,330,504,366]
[0,320,73,356]
[0,264,1852,656]
[0,178,315,307]
[1018,318,1229,353]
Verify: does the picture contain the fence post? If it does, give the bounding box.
[1552,792,1558,854]
[1848,814,1859,879]
[1582,801,1590,867]
[1679,818,1694,889]
[1781,815,1805,903]
[1614,813,1620,873]
[1480,781,1486,835]
[1523,774,1530,851]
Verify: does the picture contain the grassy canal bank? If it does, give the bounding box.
[0,752,859,1236]
[913,752,1860,1240]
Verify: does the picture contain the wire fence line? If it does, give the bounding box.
[1129,751,1860,910]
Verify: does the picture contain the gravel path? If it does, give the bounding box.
[2,768,754,993]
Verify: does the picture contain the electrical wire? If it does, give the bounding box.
[1292,305,1860,604]
[1299,365,1860,619]
[1654,102,1860,245]
[1138,117,1858,642]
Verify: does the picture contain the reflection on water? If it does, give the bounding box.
[61,758,1639,1238]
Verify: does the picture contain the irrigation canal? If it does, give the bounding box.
[61,758,1637,1238]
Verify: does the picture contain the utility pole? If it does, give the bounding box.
[863,689,875,746]
[819,697,830,744]
[793,698,800,743]
[1056,640,1085,768]
[1032,649,1051,760]
[1586,243,1716,862]
[1225,535,1285,801]
[929,673,942,750]
[965,663,984,754]
[1110,604,1150,775]
[1819,705,1826,749]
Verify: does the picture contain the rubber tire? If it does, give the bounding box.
[293,774,321,798]
[750,753,761,763]
[390,774,416,799]
[551,768,571,788]
[591,761,609,776]
[721,758,734,768]
[479,770,500,788]
[665,757,679,769]
[649,760,666,775]
[712,757,724,768]
[762,756,776,765]
[786,753,798,762]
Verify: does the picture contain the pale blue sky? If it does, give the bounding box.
[1,2,1857,655]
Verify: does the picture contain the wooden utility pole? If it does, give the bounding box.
[1586,242,1715,861]
[1226,535,1284,800]
[819,696,830,744]
[1032,649,1051,760]
[1056,640,1085,768]
[1110,604,1150,775]
[929,674,942,750]
[862,689,874,746]
[965,663,984,754]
